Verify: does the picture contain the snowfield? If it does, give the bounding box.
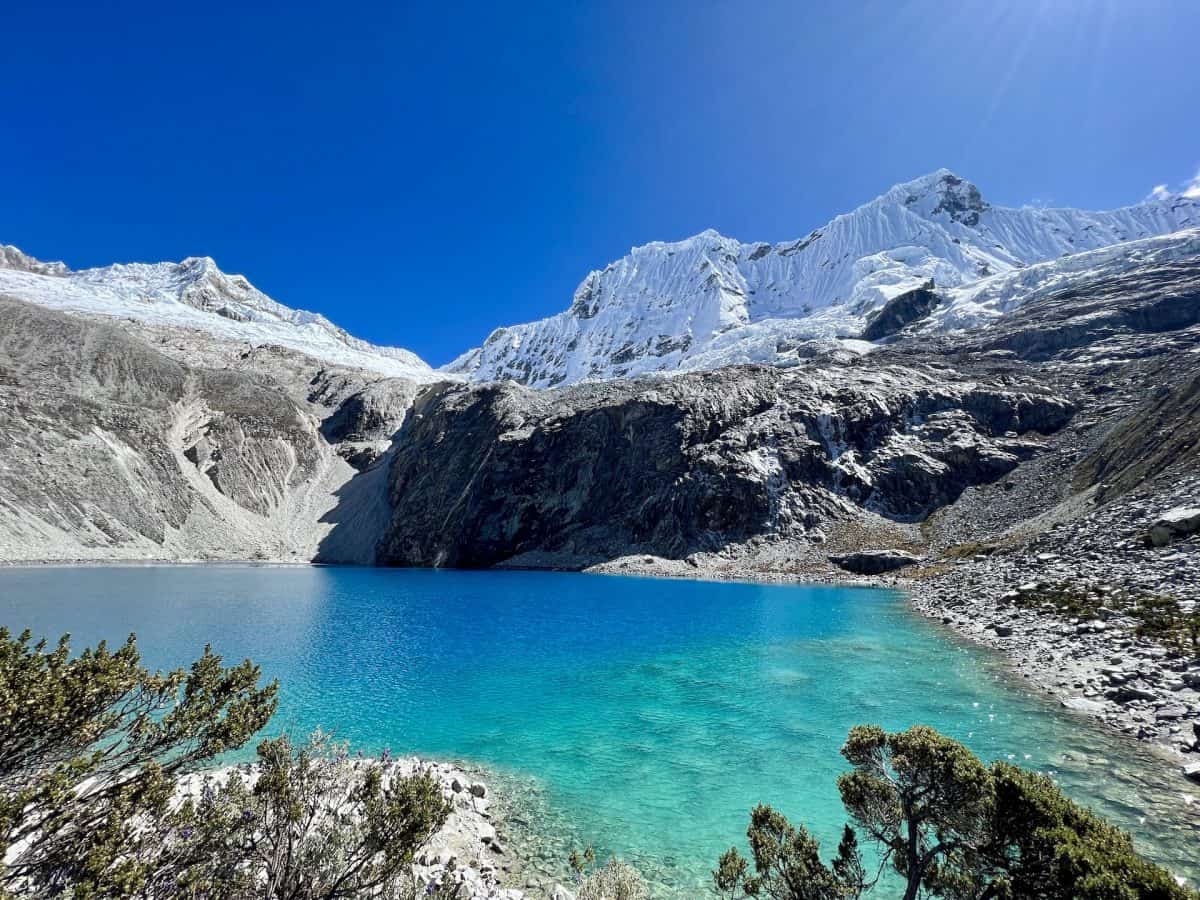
[0,246,446,382]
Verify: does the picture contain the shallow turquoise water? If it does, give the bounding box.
[0,566,1195,894]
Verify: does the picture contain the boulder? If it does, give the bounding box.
[828,550,921,575]
[1154,705,1190,721]
[1184,761,1200,784]
[1145,506,1200,547]
[1106,683,1157,703]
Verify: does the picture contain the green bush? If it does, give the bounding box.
[0,629,449,899]
[0,628,277,896]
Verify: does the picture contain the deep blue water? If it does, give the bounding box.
[0,566,1195,895]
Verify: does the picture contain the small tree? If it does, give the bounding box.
[714,806,864,900]
[979,762,1190,900]
[165,730,452,899]
[715,725,1195,900]
[837,725,993,899]
[0,628,277,896]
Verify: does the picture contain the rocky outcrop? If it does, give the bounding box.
[1073,365,1200,503]
[954,258,1200,362]
[1145,507,1200,547]
[860,282,938,341]
[377,364,1071,568]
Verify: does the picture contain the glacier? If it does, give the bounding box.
[445,170,1200,386]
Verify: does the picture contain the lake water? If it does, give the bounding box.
[0,565,1195,895]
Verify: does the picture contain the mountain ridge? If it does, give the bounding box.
[4,170,1199,389]
[0,245,445,382]
[446,170,1200,386]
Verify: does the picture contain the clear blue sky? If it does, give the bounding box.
[3,0,1197,365]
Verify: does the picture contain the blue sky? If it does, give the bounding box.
[3,0,1197,365]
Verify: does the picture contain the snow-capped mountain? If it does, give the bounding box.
[445,170,1200,386]
[0,246,444,381]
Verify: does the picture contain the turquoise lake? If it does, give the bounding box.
[0,566,1195,895]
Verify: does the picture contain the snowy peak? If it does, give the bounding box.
[0,246,444,381]
[881,169,988,225]
[446,171,1200,387]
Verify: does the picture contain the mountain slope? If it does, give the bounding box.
[0,293,428,564]
[446,171,1200,386]
[0,246,446,381]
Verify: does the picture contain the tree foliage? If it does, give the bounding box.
[715,725,1194,900]
[713,807,864,900]
[0,629,450,900]
[0,627,277,896]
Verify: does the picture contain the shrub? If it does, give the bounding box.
[576,858,649,900]
[162,730,452,899]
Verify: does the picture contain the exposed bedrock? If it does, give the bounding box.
[860,281,939,341]
[377,365,1072,568]
[0,295,366,561]
[959,259,1200,361]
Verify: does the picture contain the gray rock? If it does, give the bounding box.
[1155,705,1190,721]
[1062,697,1106,713]
[829,550,921,575]
[860,282,939,342]
[1146,506,1200,547]
[1106,683,1157,703]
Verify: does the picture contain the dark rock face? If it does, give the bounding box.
[320,378,420,443]
[377,365,1072,568]
[962,259,1200,361]
[829,550,920,574]
[861,282,939,341]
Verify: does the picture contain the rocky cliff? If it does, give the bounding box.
[0,295,419,563]
[1,171,1198,575]
[377,364,1071,568]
